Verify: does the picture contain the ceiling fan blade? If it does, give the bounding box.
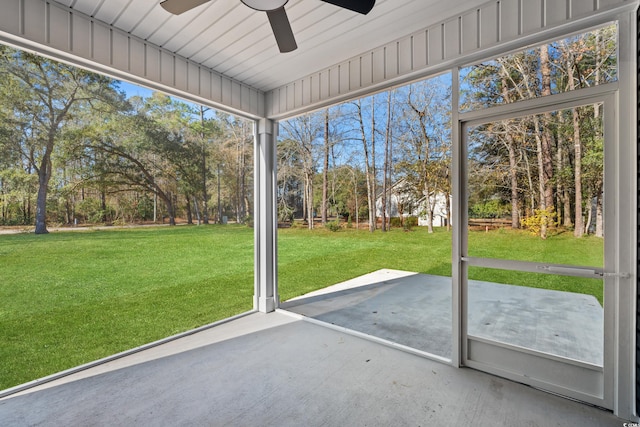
[160,0,210,15]
[266,7,297,53]
[321,0,375,14]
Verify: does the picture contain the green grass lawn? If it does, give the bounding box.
[0,225,255,391]
[0,225,603,390]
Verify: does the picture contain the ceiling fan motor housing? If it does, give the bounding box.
[241,0,289,12]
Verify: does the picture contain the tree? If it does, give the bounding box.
[0,47,121,233]
[353,98,377,232]
[381,90,394,231]
[321,109,330,225]
[461,25,615,238]
[84,102,187,226]
[218,114,253,223]
[280,113,322,229]
[402,80,451,233]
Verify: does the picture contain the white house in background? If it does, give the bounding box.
[375,179,451,227]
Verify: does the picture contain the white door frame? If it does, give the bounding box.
[459,88,617,408]
[449,12,638,417]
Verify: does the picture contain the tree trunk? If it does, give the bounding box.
[302,177,307,223]
[521,143,536,215]
[505,126,520,229]
[321,109,329,225]
[34,171,50,234]
[154,188,176,226]
[101,189,107,223]
[1,178,6,223]
[499,76,520,229]
[572,107,583,237]
[595,188,603,237]
[381,92,392,232]
[538,44,556,238]
[584,191,593,234]
[407,97,433,233]
[370,97,377,232]
[242,125,249,221]
[306,171,314,230]
[532,117,547,239]
[193,196,201,225]
[539,45,555,211]
[424,182,434,233]
[186,196,193,224]
[507,139,519,229]
[34,144,54,234]
[200,107,209,224]
[557,112,572,227]
[593,38,603,238]
[356,100,376,232]
[564,55,583,237]
[167,192,176,226]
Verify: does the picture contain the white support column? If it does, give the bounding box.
[451,66,463,368]
[254,118,278,313]
[612,10,638,421]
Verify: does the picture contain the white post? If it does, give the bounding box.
[612,10,638,421]
[254,118,278,313]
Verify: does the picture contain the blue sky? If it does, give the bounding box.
[115,79,223,120]
[117,80,155,98]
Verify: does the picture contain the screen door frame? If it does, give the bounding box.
[456,87,618,409]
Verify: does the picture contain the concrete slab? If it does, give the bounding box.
[282,269,453,358]
[281,269,603,365]
[0,312,625,426]
[468,279,603,364]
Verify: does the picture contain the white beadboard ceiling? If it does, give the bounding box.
[52,0,487,92]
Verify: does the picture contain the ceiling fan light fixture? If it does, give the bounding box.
[241,0,288,12]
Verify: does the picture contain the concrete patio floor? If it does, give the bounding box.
[0,311,625,426]
[281,269,604,365]
[0,269,619,426]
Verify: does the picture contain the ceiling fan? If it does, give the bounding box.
[160,0,376,53]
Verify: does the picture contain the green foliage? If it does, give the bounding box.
[76,198,107,224]
[278,202,295,223]
[136,194,155,221]
[358,205,369,221]
[404,216,418,230]
[389,217,403,228]
[325,220,341,232]
[469,199,510,219]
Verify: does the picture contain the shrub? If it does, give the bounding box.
[277,204,294,223]
[325,220,341,232]
[520,207,557,237]
[358,205,369,221]
[389,217,403,228]
[136,194,155,221]
[469,199,510,219]
[405,216,418,227]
